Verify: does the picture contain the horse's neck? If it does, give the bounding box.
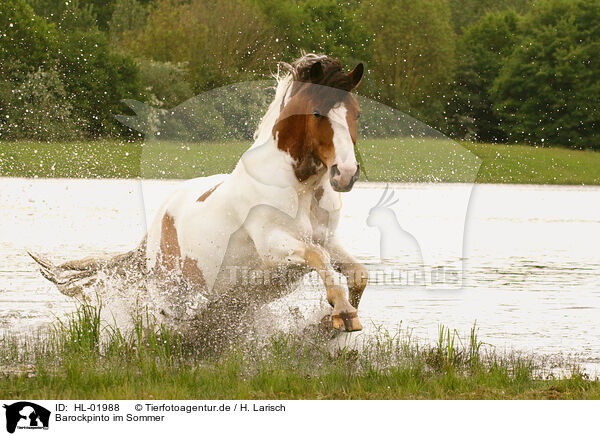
[233,135,327,223]
[238,75,324,214]
[238,135,297,187]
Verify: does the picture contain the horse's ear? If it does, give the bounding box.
[310,61,324,83]
[349,63,364,89]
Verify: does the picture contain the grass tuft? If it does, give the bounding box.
[0,302,598,399]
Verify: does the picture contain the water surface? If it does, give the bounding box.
[1,178,599,371]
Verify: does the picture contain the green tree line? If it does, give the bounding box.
[0,0,598,148]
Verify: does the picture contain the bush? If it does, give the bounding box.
[0,0,58,137]
[137,59,193,109]
[491,0,600,148]
[56,29,144,137]
[118,81,275,141]
[3,68,81,141]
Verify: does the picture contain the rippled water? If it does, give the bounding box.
[1,178,599,370]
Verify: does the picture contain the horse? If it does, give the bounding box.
[30,53,369,334]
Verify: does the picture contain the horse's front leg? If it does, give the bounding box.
[304,244,362,331]
[325,237,369,309]
[253,230,362,331]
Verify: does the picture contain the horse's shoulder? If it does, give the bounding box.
[159,174,229,219]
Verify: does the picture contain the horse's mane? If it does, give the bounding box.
[253,53,351,145]
[285,53,355,91]
[252,66,293,144]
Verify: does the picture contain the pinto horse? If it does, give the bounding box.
[30,54,368,332]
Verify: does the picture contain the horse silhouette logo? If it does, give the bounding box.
[367,185,425,284]
[3,402,50,434]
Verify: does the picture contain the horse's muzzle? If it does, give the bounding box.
[330,163,360,192]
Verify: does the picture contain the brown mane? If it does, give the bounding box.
[285,54,356,92]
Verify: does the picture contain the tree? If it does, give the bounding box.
[29,0,115,30]
[0,0,143,139]
[0,0,58,137]
[129,0,282,92]
[109,0,147,44]
[57,28,143,136]
[447,0,530,33]
[252,0,370,65]
[359,0,456,126]
[445,10,521,141]
[0,0,56,72]
[491,0,600,148]
[28,0,98,31]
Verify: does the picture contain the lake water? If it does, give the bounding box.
[1,178,599,372]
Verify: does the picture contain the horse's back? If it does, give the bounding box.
[167,174,229,212]
[145,174,230,271]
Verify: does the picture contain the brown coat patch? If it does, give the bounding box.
[182,257,207,288]
[314,186,324,201]
[293,151,324,182]
[160,214,181,270]
[159,213,206,287]
[273,94,335,182]
[197,182,222,202]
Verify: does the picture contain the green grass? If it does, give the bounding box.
[461,142,600,185]
[1,302,598,399]
[0,140,143,179]
[1,139,600,184]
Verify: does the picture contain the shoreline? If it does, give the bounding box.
[1,304,599,400]
[1,140,599,185]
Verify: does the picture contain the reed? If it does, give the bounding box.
[0,302,598,399]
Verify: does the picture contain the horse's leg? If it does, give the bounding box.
[251,230,361,331]
[325,238,368,309]
[304,244,362,332]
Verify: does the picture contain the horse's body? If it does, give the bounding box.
[31,54,368,332]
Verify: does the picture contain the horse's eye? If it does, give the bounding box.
[356,112,361,119]
[312,109,321,118]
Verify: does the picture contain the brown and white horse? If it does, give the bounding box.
[31,54,368,332]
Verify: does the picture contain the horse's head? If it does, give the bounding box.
[273,55,364,192]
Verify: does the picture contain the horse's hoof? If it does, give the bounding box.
[332,311,362,332]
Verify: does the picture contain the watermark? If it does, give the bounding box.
[3,402,50,434]
[117,75,480,292]
[2,401,288,435]
[225,264,461,289]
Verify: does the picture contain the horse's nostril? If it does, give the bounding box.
[330,164,341,177]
